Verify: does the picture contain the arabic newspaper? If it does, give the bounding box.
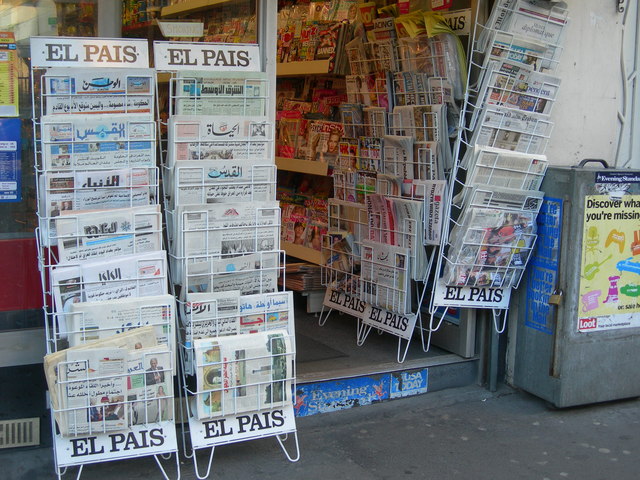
[44,326,158,427]
[174,71,268,116]
[60,347,128,436]
[41,114,156,170]
[167,115,272,170]
[42,67,155,115]
[194,330,292,419]
[182,291,293,375]
[40,168,155,244]
[360,239,412,314]
[185,251,280,297]
[51,250,168,316]
[171,201,280,283]
[56,205,162,264]
[67,294,176,352]
[172,160,276,206]
[183,290,241,343]
[127,346,174,425]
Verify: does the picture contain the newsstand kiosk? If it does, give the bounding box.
[511,160,640,407]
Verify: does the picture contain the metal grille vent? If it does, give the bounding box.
[0,418,40,449]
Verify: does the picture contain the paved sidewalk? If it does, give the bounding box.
[4,384,639,479]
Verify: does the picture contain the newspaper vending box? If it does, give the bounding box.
[510,161,640,407]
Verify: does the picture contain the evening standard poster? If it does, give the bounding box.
[578,195,640,332]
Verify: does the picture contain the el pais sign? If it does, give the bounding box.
[30,37,149,68]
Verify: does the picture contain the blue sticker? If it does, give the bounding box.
[524,197,563,334]
[390,369,428,398]
[0,118,21,202]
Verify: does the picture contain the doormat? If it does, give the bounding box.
[296,333,347,363]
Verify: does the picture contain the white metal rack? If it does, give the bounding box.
[427,1,570,336]
[31,36,180,480]
[154,34,299,477]
[319,18,470,362]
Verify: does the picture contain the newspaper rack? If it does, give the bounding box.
[176,291,298,477]
[50,348,177,473]
[426,1,569,339]
[31,37,180,479]
[320,195,427,363]
[155,38,300,477]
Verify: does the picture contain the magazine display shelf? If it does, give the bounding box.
[426,1,569,338]
[160,0,235,19]
[320,181,439,362]
[314,20,462,363]
[30,37,180,480]
[276,59,333,77]
[154,38,300,478]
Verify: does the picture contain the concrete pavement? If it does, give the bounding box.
[3,383,639,479]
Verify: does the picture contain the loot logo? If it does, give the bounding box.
[579,318,598,330]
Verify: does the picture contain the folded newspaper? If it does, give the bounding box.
[184,251,280,297]
[51,250,168,320]
[55,205,162,264]
[194,329,292,419]
[360,239,412,314]
[41,114,156,170]
[167,115,272,170]
[44,326,175,436]
[171,160,276,206]
[170,201,280,283]
[67,294,176,353]
[43,67,155,115]
[174,71,268,116]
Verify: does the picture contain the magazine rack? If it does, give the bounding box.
[154,37,300,478]
[319,23,466,363]
[30,36,180,480]
[426,1,569,339]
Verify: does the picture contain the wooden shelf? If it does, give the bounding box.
[275,157,329,176]
[122,19,160,35]
[282,242,322,265]
[276,59,332,77]
[161,0,233,18]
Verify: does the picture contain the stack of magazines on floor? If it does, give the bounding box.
[161,68,296,423]
[37,67,177,436]
[443,0,569,289]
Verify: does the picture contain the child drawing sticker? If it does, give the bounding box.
[581,290,601,313]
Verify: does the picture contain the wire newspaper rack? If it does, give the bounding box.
[30,37,180,480]
[325,25,463,362]
[320,192,434,362]
[166,204,282,286]
[48,345,178,474]
[426,1,569,339]
[155,38,300,477]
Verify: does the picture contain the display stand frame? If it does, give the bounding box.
[154,28,300,477]
[426,1,570,339]
[30,36,180,480]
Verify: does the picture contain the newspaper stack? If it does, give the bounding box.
[193,329,293,419]
[162,70,297,425]
[44,326,174,437]
[440,0,569,291]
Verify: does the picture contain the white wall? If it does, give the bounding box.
[546,0,632,168]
